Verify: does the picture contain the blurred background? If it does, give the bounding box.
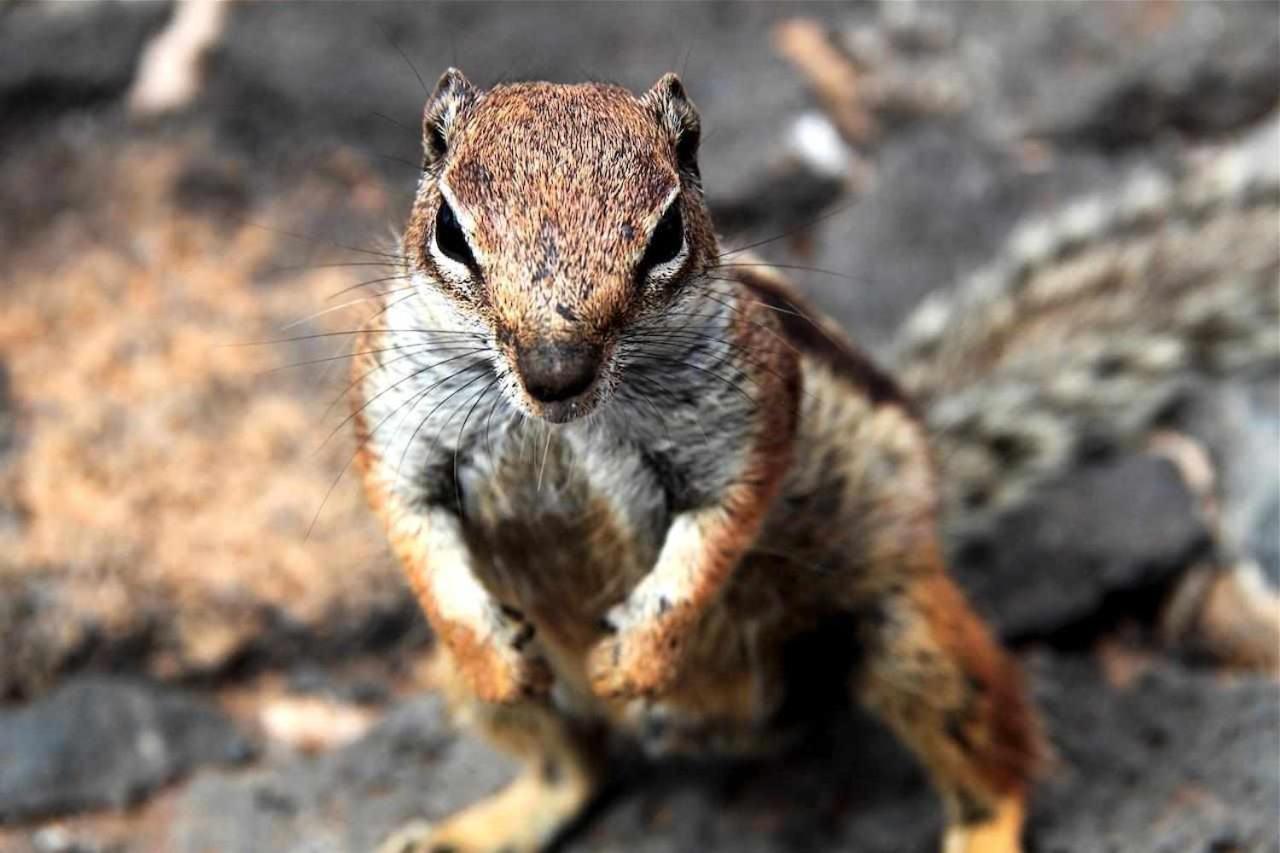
[0,2,1277,851]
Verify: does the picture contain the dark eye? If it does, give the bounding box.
[434,201,476,269]
[638,201,684,277]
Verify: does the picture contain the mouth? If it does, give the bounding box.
[529,391,601,424]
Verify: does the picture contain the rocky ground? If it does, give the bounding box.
[0,2,1277,852]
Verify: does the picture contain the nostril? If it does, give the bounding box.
[516,342,601,403]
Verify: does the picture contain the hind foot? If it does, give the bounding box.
[942,795,1025,853]
[375,767,594,853]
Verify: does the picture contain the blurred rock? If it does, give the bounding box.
[0,1,170,133]
[162,654,1278,852]
[1028,655,1280,853]
[951,452,1210,640]
[169,695,514,853]
[0,676,254,823]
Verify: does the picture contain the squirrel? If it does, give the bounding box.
[354,68,1039,853]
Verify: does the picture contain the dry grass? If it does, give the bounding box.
[0,132,418,694]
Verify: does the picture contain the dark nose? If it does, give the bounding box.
[516,342,601,403]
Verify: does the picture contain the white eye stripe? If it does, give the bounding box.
[643,236,689,285]
[429,236,475,281]
[431,182,481,285]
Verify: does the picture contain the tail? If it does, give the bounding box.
[891,119,1280,536]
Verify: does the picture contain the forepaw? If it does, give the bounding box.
[586,619,682,699]
[453,608,552,704]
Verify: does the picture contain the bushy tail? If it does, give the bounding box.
[892,120,1280,536]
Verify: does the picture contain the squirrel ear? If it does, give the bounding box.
[423,68,476,165]
[644,72,701,179]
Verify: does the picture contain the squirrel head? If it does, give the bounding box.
[403,69,717,423]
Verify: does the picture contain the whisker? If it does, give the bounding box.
[482,377,511,462]
[710,261,866,283]
[714,200,854,260]
[375,152,428,174]
[326,272,413,302]
[282,285,414,330]
[630,353,757,407]
[537,426,554,492]
[242,220,407,262]
[228,328,481,348]
[380,23,430,96]
[264,260,402,275]
[370,110,418,139]
[319,343,485,425]
[323,350,490,458]
[306,359,486,540]
[403,365,496,484]
[453,377,503,512]
[262,342,480,376]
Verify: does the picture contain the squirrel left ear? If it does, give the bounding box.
[644,73,701,180]
[423,67,477,166]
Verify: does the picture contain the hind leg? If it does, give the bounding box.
[379,652,602,853]
[849,571,1043,853]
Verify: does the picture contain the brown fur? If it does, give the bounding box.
[358,71,1042,853]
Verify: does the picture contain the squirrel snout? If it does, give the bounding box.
[515,342,601,403]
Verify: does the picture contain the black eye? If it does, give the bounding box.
[434,201,476,269]
[638,202,684,277]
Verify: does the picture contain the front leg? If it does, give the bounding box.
[386,506,552,704]
[588,504,752,698]
[587,296,799,700]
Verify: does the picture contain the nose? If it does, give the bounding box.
[515,342,601,403]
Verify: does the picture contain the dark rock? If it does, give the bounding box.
[169,695,514,853]
[950,453,1211,640]
[1028,655,1280,853]
[789,122,1092,354]
[0,676,254,823]
[1030,18,1280,150]
[0,1,170,133]
[165,654,1278,852]
[285,663,392,707]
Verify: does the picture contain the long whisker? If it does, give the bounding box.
[229,328,481,347]
[281,285,414,330]
[324,349,490,457]
[306,359,486,540]
[242,220,407,261]
[265,260,405,275]
[370,110,419,139]
[262,342,480,376]
[318,343,479,426]
[326,272,413,302]
[482,377,512,463]
[537,426,554,492]
[710,261,867,283]
[625,327,792,383]
[713,200,854,260]
[453,377,503,512]
[401,364,496,484]
[629,353,758,407]
[380,22,430,96]
[374,152,427,174]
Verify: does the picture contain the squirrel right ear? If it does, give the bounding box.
[423,68,476,165]
[644,73,701,180]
